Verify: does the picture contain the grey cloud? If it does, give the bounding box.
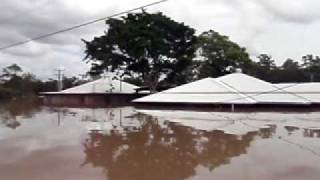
[0,0,116,47]
[1,42,51,57]
[0,0,320,79]
[254,0,320,24]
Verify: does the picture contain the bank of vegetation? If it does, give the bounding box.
[0,64,85,100]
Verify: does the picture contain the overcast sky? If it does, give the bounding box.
[0,0,319,79]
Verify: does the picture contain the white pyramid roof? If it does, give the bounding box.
[216,73,277,93]
[275,83,320,103]
[134,77,253,104]
[134,73,310,105]
[274,83,320,93]
[273,83,295,89]
[215,73,310,104]
[47,77,138,94]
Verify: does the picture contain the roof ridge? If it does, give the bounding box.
[215,78,256,103]
[270,83,312,103]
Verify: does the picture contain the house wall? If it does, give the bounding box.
[133,102,320,112]
[42,93,146,107]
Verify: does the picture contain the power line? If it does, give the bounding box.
[0,0,168,51]
[240,120,320,159]
[221,82,309,104]
[220,81,309,104]
[162,81,305,105]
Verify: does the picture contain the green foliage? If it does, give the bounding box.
[0,64,85,99]
[252,54,320,83]
[276,59,307,82]
[83,11,197,91]
[0,86,21,99]
[301,55,320,81]
[196,30,253,78]
[123,77,144,86]
[253,54,277,82]
[1,63,22,79]
[257,54,276,71]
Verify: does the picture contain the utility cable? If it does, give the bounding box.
[0,0,169,51]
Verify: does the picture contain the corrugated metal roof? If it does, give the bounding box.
[216,73,310,104]
[134,73,311,105]
[44,77,139,94]
[275,83,320,103]
[275,83,320,93]
[134,77,253,104]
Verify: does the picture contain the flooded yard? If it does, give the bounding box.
[0,100,320,180]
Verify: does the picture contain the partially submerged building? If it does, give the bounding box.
[41,77,147,107]
[133,73,314,110]
[274,83,320,104]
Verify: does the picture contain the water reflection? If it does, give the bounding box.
[284,126,300,135]
[304,129,320,138]
[0,100,41,129]
[76,109,272,180]
[77,108,142,135]
[82,115,266,180]
[1,102,320,180]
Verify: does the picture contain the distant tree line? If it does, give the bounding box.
[0,64,86,99]
[83,11,320,90]
[252,54,320,83]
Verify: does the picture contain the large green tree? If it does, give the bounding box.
[83,11,197,91]
[196,30,253,78]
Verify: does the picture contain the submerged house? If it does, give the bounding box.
[41,77,146,107]
[133,73,315,110]
[274,83,320,104]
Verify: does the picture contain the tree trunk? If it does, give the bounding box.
[144,72,159,93]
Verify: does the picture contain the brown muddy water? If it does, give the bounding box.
[0,100,320,180]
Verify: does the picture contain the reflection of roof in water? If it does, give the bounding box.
[53,107,320,136]
[134,73,311,105]
[137,109,320,135]
[75,107,142,135]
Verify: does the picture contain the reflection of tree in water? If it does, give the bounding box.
[304,129,320,138]
[258,124,276,138]
[82,115,274,180]
[0,99,41,129]
[284,126,300,135]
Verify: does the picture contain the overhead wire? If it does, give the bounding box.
[0,0,169,51]
[239,117,320,159]
[162,81,306,105]
[218,82,308,104]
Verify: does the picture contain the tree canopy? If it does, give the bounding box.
[0,63,22,80]
[81,11,320,88]
[83,11,197,91]
[196,30,253,78]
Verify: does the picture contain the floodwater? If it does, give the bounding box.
[0,100,320,180]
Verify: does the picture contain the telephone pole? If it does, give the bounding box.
[54,68,64,91]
